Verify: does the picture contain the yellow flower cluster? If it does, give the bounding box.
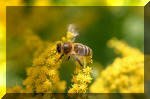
[7,33,69,93]
[68,55,93,94]
[7,42,66,93]
[108,38,142,57]
[23,43,66,93]
[90,38,144,93]
[68,66,92,93]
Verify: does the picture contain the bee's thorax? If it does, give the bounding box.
[62,42,72,55]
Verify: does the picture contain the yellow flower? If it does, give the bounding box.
[68,88,75,93]
[43,80,52,90]
[67,32,75,41]
[84,75,92,83]
[79,84,87,93]
[83,67,92,74]
[76,74,85,82]
[72,84,79,91]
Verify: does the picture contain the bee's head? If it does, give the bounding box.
[56,43,62,53]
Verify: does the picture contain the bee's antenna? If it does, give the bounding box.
[57,54,64,63]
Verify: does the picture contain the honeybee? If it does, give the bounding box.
[56,24,92,66]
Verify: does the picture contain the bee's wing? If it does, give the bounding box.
[68,24,79,42]
[72,37,76,42]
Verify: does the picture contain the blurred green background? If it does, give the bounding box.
[6,6,144,91]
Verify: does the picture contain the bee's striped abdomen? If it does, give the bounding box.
[74,43,92,56]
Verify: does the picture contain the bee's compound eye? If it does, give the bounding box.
[57,43,61,53]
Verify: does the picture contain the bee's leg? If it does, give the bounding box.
[57,54,64,62]
[64,56,70,62]
[67,56,70,61]
[72,55,83,67]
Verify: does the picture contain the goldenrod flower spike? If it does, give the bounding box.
[90,38,144,93]
[23,42,66,93]
[7,34,68,93]
[8,42,66,93]
[68,56,93,93]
